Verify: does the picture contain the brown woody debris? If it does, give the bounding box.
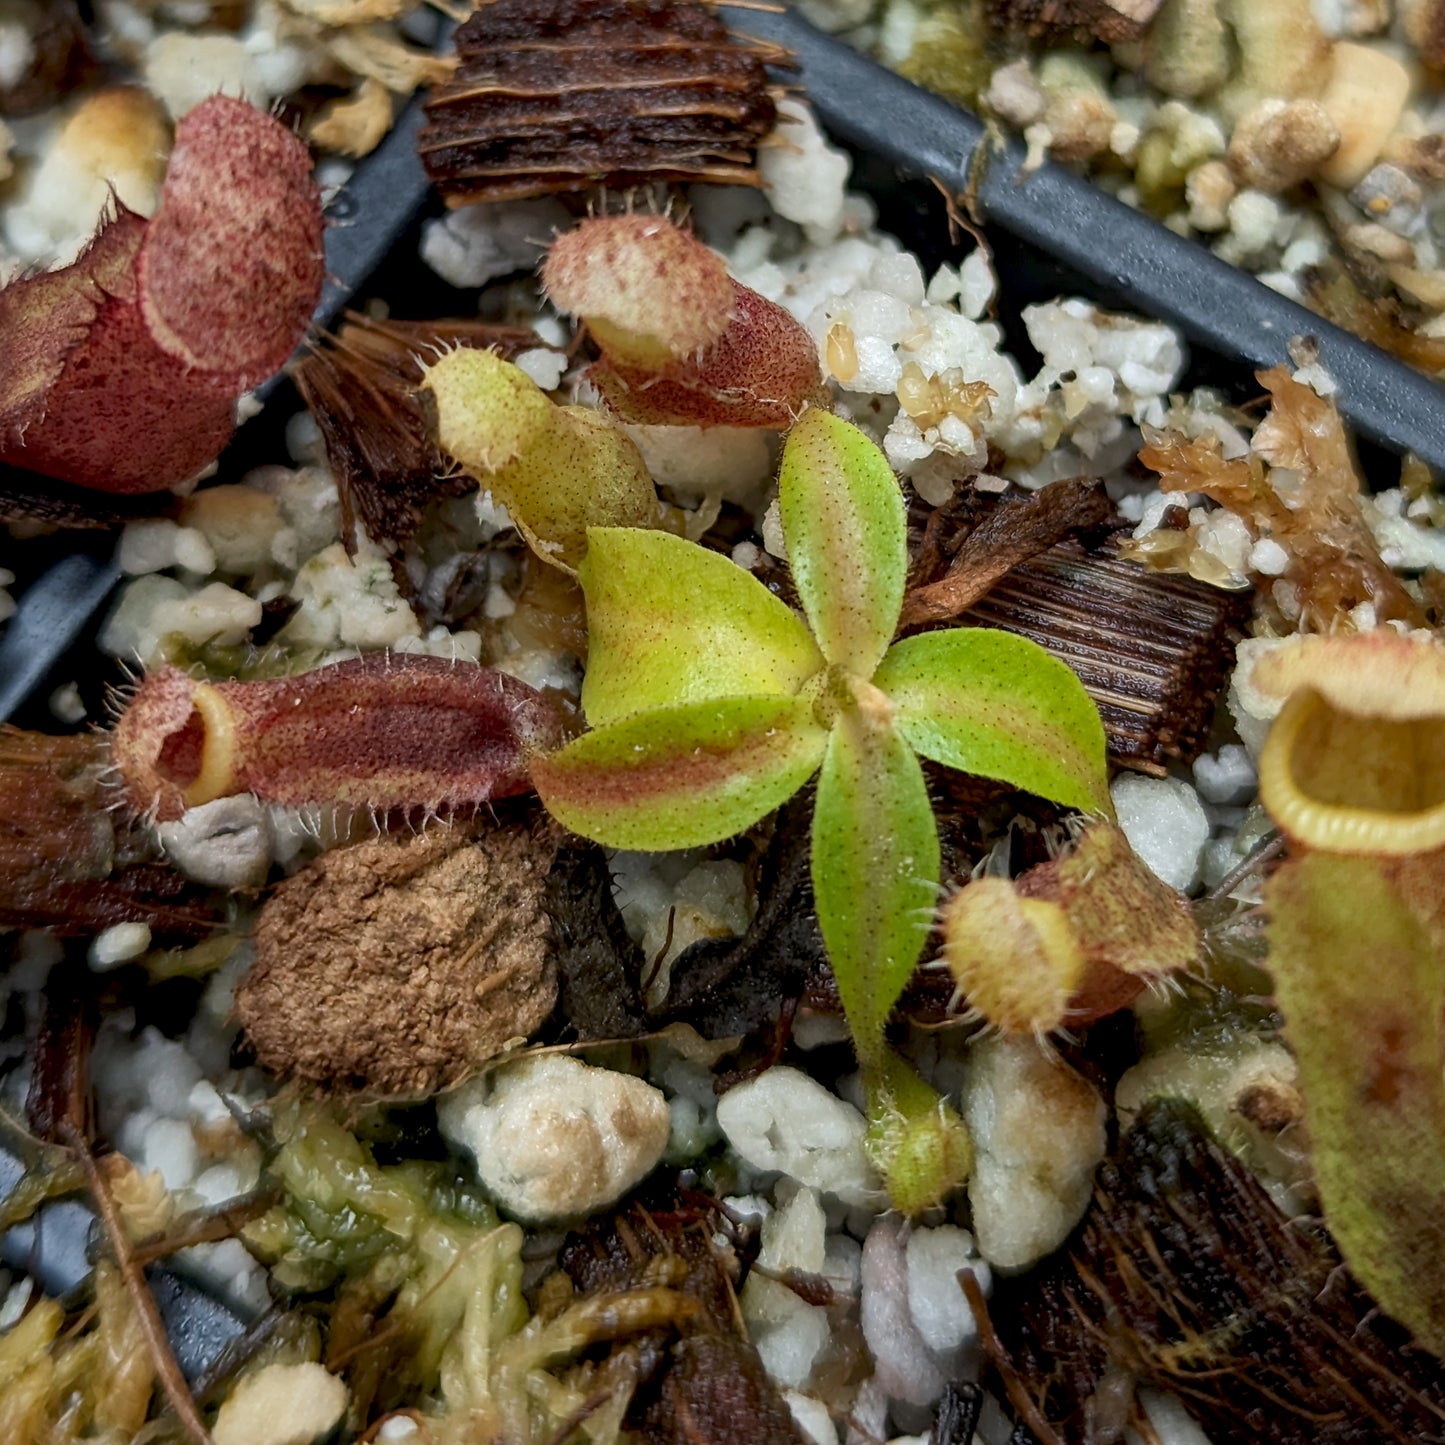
[0,727,216,937]
[993,1098,1445,1445]
[901,478,1113,630]
[560,1201,809,1445]
[985,0,1164,44]
[418,0,789,206]
[236,818,559,1096]
[292,314,536,604]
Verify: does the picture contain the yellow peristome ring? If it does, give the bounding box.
[1259,688,1445,856]
[181,682,242,808]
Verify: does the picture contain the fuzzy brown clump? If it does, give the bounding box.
[236,820,559,1096]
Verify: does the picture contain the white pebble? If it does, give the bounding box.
[861,1216,947,1407]
[438,1054,670,1223]
[1111,773,1211,892]
[963,1038,1106,1272]
[89,922,152,971]
[1248,536,1290,576]
[0,22,34,92]
[158,795,274,890]
[784,1392,838,1445]
[48,682,85,725]
[1192,744,1257,806]
[626,424,774,502]
[139,1116,198,1192]
[191,1163,247,1208]
[957,249,997,319]
[138,1031,204,1118]
[513,347,568,391]
[419,197,569,289]
[759,98,850,240]
[212,1362,349,1445]
[905,1225,989,1355]
[1132,1388,1215,1445]
[119,520,185,576]
[716,1066,881,1206]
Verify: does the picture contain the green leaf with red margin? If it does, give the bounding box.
[578,528,824,729]
[531,694,828,851]
[874,627,1113,816]
[778,409,907,679]
[811,693,939,1063]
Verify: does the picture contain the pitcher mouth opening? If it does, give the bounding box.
[1259,686,1445,856]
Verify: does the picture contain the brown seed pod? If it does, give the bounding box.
[418,0,789,205]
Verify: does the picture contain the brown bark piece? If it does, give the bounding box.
[418,0,788,205]
[993,1098,1445,1445]
[561,1204,809,1445]
[900,477,1112,629]
[236,819,559,1096]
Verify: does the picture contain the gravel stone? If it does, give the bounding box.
[716,1065,882,1205]
[437,1053,669,1222]
[963,1037,1107,1272]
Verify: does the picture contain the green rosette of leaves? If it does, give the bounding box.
[533,409,1113,1211]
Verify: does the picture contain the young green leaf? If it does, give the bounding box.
[874,627,1113,816]
[778,409,907,679]
[811,693,939,1063]
[578,528,824,729]
[1267,851,1445,1358]
[531,695,828,851]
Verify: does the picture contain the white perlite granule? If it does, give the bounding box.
[437,1054,670,1223]
[1110,773,1211,892]
[88,922,152,971]
[716,1066,882,1206]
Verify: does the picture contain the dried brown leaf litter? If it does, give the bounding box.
[419,0,789,205]
[558,1201,809,1445]
[900,477,1114,629]
[236,817,560,1096]
[1136,364,1425,631]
